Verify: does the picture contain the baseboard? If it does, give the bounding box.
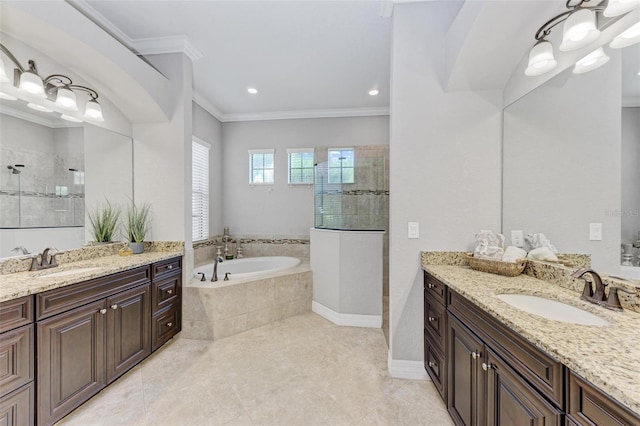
[387,351,429,380]
[311,301,382,328]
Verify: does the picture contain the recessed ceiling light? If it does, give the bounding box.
[368,89,379,96]
[247,87,258,94]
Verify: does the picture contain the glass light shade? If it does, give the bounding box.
[27,102,53,112]
[604,0,640,17]
[55,87,78,111]
[525,41,558,76]
[609,22,640,48]
[0,92,17,100]
[560,9,601,51]
[60,114,83,123]
[83,99,104,121]
[573,47,610,74]
[18,71,46,98]
[0,58,9,83]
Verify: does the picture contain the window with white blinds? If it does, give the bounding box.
[192,139,210,241]
[287,148,314,184]
[249,149,275,184]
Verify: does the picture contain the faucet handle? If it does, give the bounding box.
[604,287,636,311]
[580,281,594,300]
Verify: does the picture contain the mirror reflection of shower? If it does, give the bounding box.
[6,165,25,227]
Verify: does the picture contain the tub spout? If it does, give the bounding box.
[211,256,224,282]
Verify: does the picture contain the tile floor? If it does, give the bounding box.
[58,313,452,426]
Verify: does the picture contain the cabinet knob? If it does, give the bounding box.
[167,264,173,270]
[111,304,118,310]
[428,316,436,322]
[166,289,173,295]
[99,308,107,314]
[428,361,437,368]
[472,351,481,359]
[166,322,173,327]
[482,362,492,371]
[428,283,434,289]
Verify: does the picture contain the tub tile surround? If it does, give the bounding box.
[0,242,184,301]
[422,251,640,414]
[183,261,312,340]
[194,236,310,265]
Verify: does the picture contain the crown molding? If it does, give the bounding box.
[622,96,640,107]
[193,92,224,122]
[68,0,137,51]
[221,106,390,122]
[132,36,203,61]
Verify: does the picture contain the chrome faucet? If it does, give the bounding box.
[211,255,224,282]
[571,268,606,303]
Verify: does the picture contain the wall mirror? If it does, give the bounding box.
[503,45,639,277]
[0,99,133,258]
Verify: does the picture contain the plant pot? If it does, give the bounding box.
[129,242,144,254]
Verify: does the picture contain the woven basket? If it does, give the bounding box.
[467,254,527,277]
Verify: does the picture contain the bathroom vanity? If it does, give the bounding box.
[423,266,640,426]
[0,252,182,426]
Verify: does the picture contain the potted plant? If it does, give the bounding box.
[125,200,151,254]
[88,200,121,244]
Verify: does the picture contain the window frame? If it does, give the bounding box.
[192,137,210,242]
[248,149,275,185]
[327,147,355,184]
[287,148,314,185]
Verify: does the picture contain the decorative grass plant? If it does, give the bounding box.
[88,200,121,243]
[125,200,151,244]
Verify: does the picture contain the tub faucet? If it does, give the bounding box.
[571,268,606,304]
[11,246,29,255]
[211,256,224,282]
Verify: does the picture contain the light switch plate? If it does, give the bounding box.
[511,230,524,247]
[408,222,419,239]
[589,223,602,241]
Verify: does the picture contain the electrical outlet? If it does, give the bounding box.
[408,222,419,239]
[511,230,524,247]
[589,223,602,241]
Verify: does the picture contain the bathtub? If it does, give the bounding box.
[183,256,312,340]
[193,256,301,281]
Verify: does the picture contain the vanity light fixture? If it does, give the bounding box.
[0,42,104,122]
[525,0,637,76]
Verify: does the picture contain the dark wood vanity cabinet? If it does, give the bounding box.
[423,272,448,402]
[150,256,182,351]
[0,296,35,426]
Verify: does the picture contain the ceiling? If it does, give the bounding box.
[74,0,638,120]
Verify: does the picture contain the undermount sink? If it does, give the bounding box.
[495,294,610,326]
[36,267,104,278]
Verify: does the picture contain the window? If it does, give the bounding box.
[287,148,314,184]
[249,149,275,184]
[192,138,210,241]
[328,148,354,184]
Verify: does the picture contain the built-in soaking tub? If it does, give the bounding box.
[182,256,312,341]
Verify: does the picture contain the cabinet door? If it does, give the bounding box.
[0,324,33,397]
[0,383,34,426]
[106,284,151,383]
[448,314,485,426]
[37,300,107,426]
[485,348,562,426]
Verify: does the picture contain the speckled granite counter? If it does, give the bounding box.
[0,250,183,302]
[422,264,640,415]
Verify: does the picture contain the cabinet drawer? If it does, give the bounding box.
[0,297,33,334]
[0,383,34,426]
[152,257,182,280]
[152,274,181,314]
[424,272,446,307]
[424,331,447,403]
[448,290,563,407]
[0,324,33,397]
[152,304,180,352]
[36,267,150,320]
[567,371,640,426]
[425,296,446,350]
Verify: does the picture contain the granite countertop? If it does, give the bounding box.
[0,251,183,302]
[423,264,640,415]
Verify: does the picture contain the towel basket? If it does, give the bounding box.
[467,254,527,277]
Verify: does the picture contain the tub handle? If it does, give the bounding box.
[224,272,231,281]
[196,272,206,281]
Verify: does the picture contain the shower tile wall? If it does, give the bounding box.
[0,114,84,228]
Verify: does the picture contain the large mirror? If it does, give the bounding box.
[0,101,133,258]
[503,46,639,277]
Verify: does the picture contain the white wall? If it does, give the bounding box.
[622,107,640,245]
[221,116,389,237]
[389,2,503,366]
[503,60,621,273]
[193,102,223,236]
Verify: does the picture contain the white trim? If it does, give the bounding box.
[387,351,429,380]
[222,107,390,122]
[248,149,275,155]
[193,93,224,122]
[622,96,640,107]
[192,136,211,150]
[286,148,314,154]
[70,0,136,51]
[0,105,82,129]
[133,36,204,61]
[311,301,382,328]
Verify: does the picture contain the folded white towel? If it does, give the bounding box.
[527,247,558,261]
[474,230,505,260]
[502,246,527,263]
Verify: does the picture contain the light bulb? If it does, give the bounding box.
[55,87,78,111]
[83,99,104,121]
[560,9,600,51]
[525,41,558,76]
[18,71,46,98]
